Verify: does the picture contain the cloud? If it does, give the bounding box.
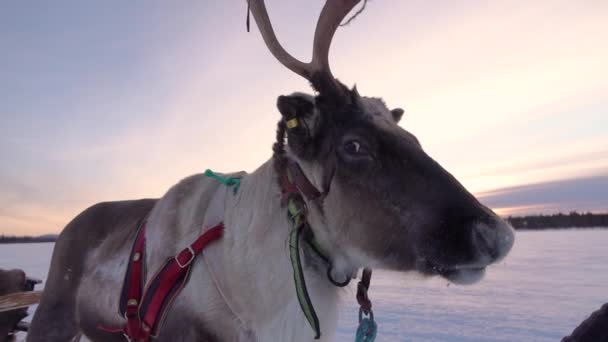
[478,174,608,216]
[1,1,607,235]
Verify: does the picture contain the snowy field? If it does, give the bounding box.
[1,229,607,341]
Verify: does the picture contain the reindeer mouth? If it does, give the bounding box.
[416,258,487,285]
[436,266,486,285]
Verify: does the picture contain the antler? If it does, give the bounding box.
[248,0,361,86]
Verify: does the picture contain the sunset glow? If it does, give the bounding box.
[1,0,607,235]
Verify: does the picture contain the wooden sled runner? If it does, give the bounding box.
[0,290,43,313]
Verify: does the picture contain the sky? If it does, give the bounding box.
[1,0,607,235]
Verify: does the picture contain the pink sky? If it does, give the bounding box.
[1,1,607,235]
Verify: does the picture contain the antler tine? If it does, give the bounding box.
[249,0,361,86]
[248,0,314,80]
[310,0,361,81]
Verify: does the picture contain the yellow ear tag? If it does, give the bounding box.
[286,118,300,129]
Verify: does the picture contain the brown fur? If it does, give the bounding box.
[27,199,156,341]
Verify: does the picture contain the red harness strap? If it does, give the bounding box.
[123,221,148,340]
[100,222,224,341]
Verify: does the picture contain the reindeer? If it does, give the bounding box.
[27,1,515,341]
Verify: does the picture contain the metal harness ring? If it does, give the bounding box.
[326,265,351,287]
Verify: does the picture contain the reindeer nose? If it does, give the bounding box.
[471,218,515,263]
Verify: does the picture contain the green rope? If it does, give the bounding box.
[287,198,303,219]
[204,169,240,194]
[306,237,330,264]
[288,198,321,339]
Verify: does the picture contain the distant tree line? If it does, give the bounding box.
[507,211,608,230]
[1,212,607,241]
[0,235,58,244]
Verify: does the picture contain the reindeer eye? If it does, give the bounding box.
[344,140,364,155]
[341,136,374,162]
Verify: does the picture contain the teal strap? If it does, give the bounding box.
[355,317,377,342]
[288,199,321,339]
[204,169,240,194]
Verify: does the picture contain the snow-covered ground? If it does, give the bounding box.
[2,229,607,341]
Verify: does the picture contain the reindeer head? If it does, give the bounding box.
[249,0,514,285]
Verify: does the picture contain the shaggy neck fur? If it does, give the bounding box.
[144,159,341,341]
[225,159,340,341]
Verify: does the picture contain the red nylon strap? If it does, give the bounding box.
[281,171,299,196]
[280,170,299,207]
[100,223,224,342]
[125,223,147,340]
[141,224,224,335]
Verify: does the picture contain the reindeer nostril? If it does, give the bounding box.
[471,219,515,262]
[471,224,495,258]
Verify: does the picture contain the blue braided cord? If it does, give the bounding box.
[355,318,377,342]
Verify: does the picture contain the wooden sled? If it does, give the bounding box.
[0,269,42,339]
[0,290,43,313]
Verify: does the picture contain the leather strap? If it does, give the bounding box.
[356,268,373,314]
[286,159,322,201]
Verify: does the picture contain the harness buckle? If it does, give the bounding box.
[358,307,374,323]
[176,246,195,268]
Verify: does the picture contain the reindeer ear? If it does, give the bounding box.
[277,93,317,158]
[391,108,404,123]
[277,94,314,119]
